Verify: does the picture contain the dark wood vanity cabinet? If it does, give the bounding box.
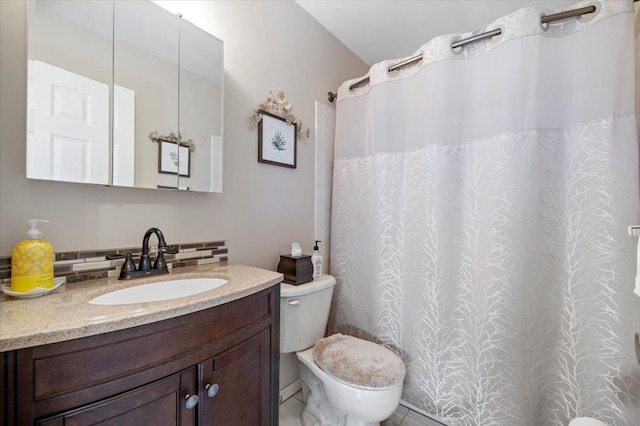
[2,285,280,426]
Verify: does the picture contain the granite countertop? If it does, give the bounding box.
[0,264,283,352]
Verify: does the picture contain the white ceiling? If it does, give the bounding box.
[296,1,579,66]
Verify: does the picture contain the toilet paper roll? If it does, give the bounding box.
[569,417,607,426]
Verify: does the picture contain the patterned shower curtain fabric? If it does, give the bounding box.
[331,1,640,425]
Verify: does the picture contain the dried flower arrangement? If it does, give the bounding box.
[149,131,196,152]
[249,91,309,139]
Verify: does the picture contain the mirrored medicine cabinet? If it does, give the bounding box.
[26,0,224,193]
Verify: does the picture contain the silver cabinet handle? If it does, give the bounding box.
[288,299,301,306]
[205,383,219,398]
[185,393,199,409]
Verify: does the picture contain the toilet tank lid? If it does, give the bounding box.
[281,274,336,297]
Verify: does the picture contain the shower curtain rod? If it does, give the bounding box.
[327,4,602,102]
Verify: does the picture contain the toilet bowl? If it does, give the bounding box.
[280,275,405,426]
[297,346,403,425]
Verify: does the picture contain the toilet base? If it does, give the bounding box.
[299,378,380,426]
[299,364,341,426]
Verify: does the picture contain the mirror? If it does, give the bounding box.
[27,0,113,185]
[26,0,224,193]
[113,0,179,190]
[178,19,224,192]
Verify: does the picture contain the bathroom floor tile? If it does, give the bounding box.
[382,408,407,425]
[395,404,410,415]
[279,396,304,426]
[404,408,447,426]
[278,398,430,426]
[401,416,429,426]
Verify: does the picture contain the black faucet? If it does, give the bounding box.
[106,227,177,280]
[139,227,168,271]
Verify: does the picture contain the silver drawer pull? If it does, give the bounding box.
[205,383,219,398]
[185,394,199,409]
[288,299,301,306]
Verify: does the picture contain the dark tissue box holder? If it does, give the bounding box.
[277,254,313,285]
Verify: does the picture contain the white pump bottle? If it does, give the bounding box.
[312,240,323,278]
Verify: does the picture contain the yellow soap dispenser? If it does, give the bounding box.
[11,219,54,293]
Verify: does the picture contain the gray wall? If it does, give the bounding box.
[0,0,368,270]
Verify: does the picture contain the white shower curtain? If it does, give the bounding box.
[330,1,640,425]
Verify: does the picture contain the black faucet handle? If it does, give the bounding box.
[107,253,137,275]
[121,253,137,272]
[153,251,168,269]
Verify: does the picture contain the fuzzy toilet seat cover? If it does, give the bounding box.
[312,334,406,388]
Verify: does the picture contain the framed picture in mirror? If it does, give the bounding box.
[258,110,297,168]
[158,140,191,177]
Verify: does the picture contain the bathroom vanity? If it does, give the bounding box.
[0,265,282,425]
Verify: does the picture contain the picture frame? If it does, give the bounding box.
[258,110,297,168]
[158,140,190,177]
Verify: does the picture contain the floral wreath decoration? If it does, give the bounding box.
[148,131,196,152]
[248,91,309,139]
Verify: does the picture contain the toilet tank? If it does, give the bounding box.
[280,274,336,353]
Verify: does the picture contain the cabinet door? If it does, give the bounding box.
[37,367,197,426]
[199,329,271,425]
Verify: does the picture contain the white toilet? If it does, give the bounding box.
[280,274,405,426]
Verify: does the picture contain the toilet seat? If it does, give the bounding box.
[298,347,400,391]
[312,334,405,389]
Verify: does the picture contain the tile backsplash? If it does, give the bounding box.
[0,241,228,284]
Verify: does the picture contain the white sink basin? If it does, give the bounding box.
[88,278,228,305]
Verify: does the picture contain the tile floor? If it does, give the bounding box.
[279,390,447,426]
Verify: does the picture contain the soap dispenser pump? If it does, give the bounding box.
[312,240,323,278]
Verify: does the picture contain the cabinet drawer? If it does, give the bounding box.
[30,290,272,401]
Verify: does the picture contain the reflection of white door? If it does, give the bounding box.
[27,60,109,184]
[113,85,135,187]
